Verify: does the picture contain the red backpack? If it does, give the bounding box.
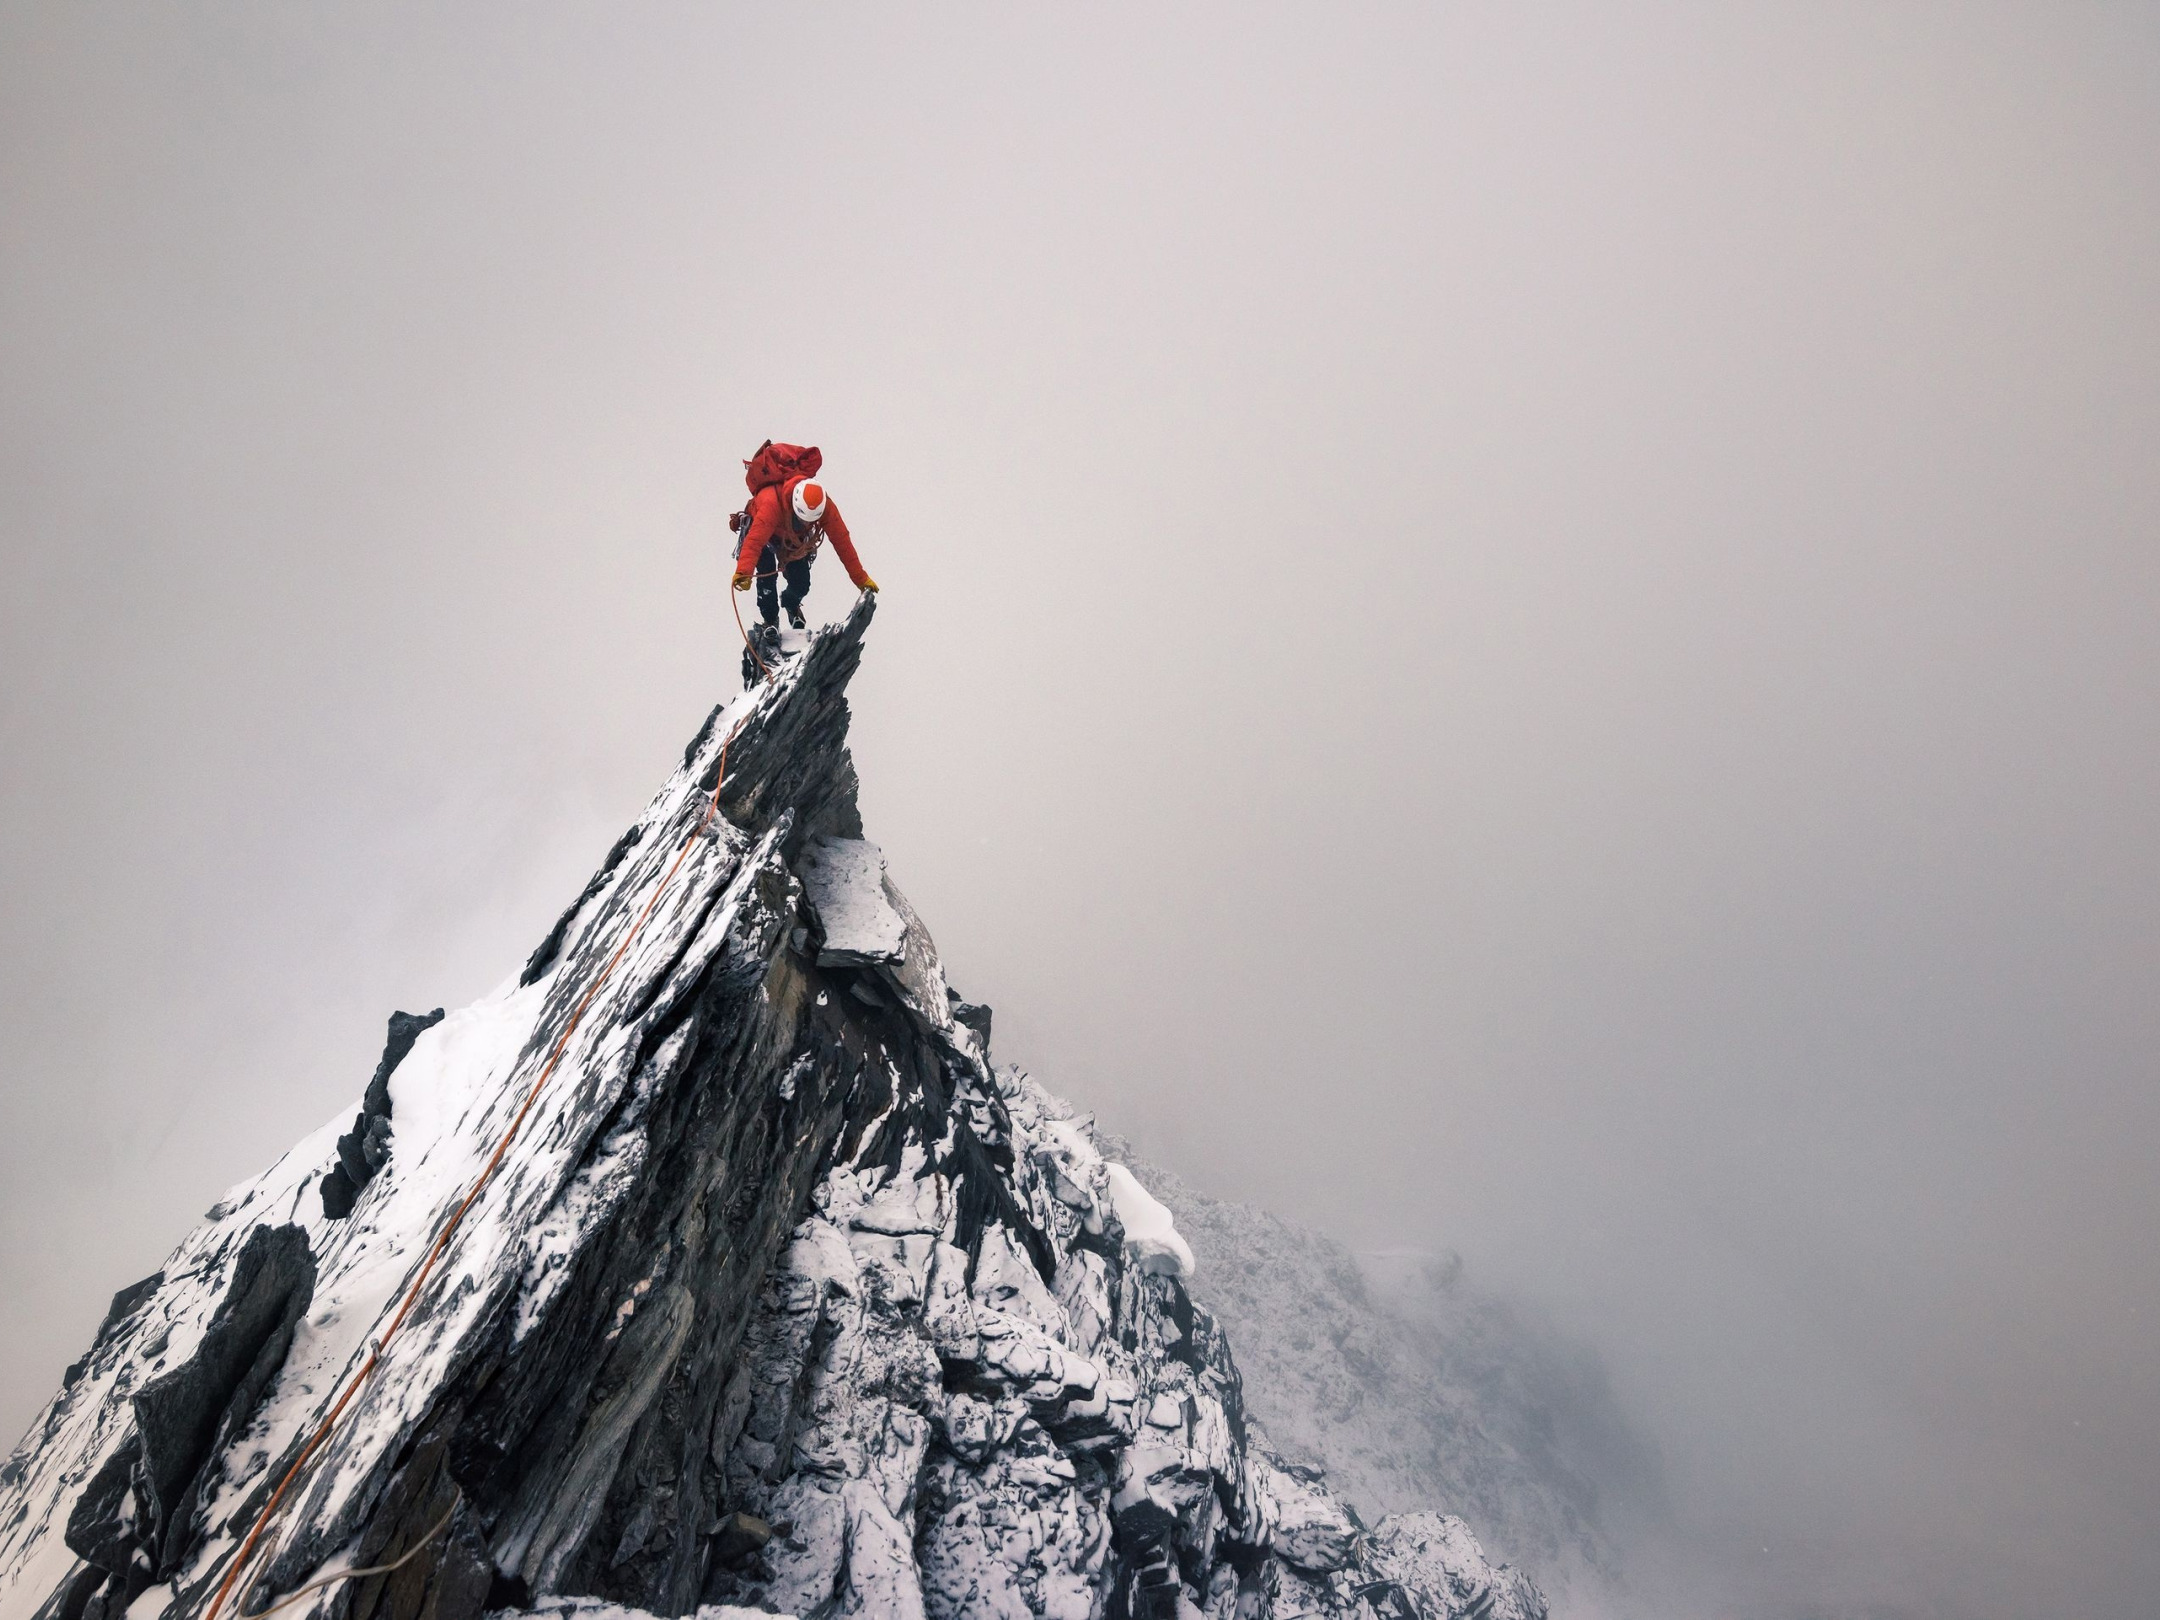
[729,441,822,537]
[747,440,820,494]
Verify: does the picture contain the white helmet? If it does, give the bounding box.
[792,479,827,525]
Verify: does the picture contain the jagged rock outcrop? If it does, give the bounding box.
[0,598,1545,1620]
[322,1011,447,1219]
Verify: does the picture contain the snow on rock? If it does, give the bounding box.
[1117,1149,1654,1612]
[321,1010,444,1219]
[500,1599,783,1620]
[1365,1513,1551,1620]
[1250,1453,1359,1574]
[1101,1164,1195,1281]
[795,837,906,967]
[2,595,1547,1620]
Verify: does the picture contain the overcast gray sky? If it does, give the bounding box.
[3,6,2156,1617]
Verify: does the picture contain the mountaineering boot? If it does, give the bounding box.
[787,604,807,631]
[742,622,788,688]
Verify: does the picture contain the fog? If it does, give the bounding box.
[3,6,2155,1616]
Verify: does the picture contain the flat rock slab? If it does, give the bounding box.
[798,838,907,967]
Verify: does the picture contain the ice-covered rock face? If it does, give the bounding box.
[0,599,1545,1620]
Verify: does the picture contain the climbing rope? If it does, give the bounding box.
[731,563,861,682]
[732,568,775,680]
[236,1500,458,1620]
[199,578,789,1620]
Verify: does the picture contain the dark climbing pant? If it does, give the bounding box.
[754,553,814,627]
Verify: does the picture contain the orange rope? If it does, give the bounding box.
[731,564,780,679]
[236,1499,458,1620]
[199,583,785,1620]
[732,587,772,680]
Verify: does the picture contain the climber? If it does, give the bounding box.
[729,441,878,630]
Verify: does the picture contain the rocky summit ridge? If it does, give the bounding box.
[0,598,1547,1620]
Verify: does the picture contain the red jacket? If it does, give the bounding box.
[734,475,868,586]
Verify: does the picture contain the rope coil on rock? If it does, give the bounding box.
[198,582,789,1620]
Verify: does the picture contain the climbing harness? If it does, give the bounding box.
[199,573,790,1620]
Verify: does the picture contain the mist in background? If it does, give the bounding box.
[4,6,2156,1616]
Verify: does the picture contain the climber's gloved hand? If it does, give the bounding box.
[732,572,753,592]
[859,576,880,594]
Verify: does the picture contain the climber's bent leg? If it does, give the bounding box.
[780,557,813,629]
[754,558,782,628]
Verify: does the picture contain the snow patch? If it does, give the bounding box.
[497,1600,788,1620]
[385,977,537,1163]
[797,838,906,966]
[1102,1163,1195,1280]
